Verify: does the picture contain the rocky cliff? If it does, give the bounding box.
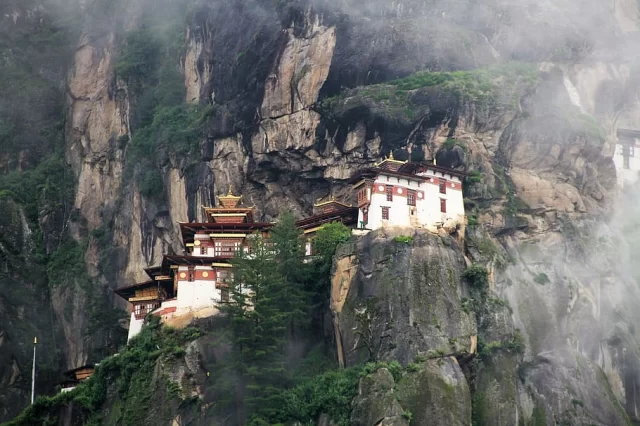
[2,0,640,424]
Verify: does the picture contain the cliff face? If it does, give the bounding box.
[3,0,640,423]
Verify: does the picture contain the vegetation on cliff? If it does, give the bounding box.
[321,62,540,122]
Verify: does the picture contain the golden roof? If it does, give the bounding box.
[374,151,407,167]
[313,195,352,208]
[216,186,242,208]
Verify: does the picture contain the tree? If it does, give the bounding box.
[221,213,310,423]
[306,222,352,312]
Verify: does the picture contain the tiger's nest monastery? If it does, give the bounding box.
[115,157,467,340]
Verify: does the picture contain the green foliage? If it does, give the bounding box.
[253,366,363,426]
[467,215,478,227]
[361,361,404,382]
[467,170,483,185]
[322,62,538,123]
[127,104,209,201]
[531,404,547,426]
[441,138,467,152]
[472,391,489,426]
[5,317,200,426]
[46,240,88,288]
[307,221,352,314]
[312,222,352,258]
[478,330,525,359]
[115,15,210,202]
[115,30,163,84]
[394,235,414,244]
[402,411,414,421]
[221,214,311,420]
[533,273,550,285]
[462,265,489,289]
[390,62,539,103]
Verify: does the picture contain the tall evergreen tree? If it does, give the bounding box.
[221,214,310,423]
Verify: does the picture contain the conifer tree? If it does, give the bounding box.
[221,214,310,423]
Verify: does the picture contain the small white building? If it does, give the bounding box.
[614,129,640,188]
[350,155,466,231]
[115,189,270,341]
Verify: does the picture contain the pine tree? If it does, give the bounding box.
[221,214,311,423]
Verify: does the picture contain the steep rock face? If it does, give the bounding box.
[395,358,472,426]
[350,368,409,426]
[0,200,63,422]
[331,228,475,367]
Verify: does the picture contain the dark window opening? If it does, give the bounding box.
[439,179,447,194]
[407,190,416,206]
[188,266,195,282]
[200,246,207,255]
[386,185,393,201]
[440,199,447,213]
[382,206,390,220]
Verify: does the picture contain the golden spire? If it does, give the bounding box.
[433,157,437,166]
[217,186,242,208]
[389,151,395,160]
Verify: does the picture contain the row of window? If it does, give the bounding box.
[359,181,450,206]
[379,199,447,220]
[196,241,244,257]
[385,181,447,203]
[134,302,161,320]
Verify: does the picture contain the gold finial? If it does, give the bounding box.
[433,157,437,166]
[227,185,233,196]
[389,151,395,160]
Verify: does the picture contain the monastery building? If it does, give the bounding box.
[115,157,466,341]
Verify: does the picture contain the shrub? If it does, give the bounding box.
[462,265,489,289]
[533,273,550,285]
[394,235,414,244]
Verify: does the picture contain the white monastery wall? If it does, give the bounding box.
[357,170,465,231]
[127,312,145,341]
[613,141,640,187]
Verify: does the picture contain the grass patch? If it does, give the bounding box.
[394,236,414,244]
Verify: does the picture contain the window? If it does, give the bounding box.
[217,270,231,284]
[386,185,393,201]
[382,206,390,220]
[363,209,368,224]
[188,266,195,282]
[407,190,416,206]
[440,199,447,213]
[220,288,230,303]
[134,302,160,320]
[214,240,242,257]
[200,246,207,255]
[439,179,447,194]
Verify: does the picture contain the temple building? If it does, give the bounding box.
[615,128,640,188]
[116,188,272,341]
[296,198,358,256]
[116,157,467,340]
[349,155,467,231]
[59,365,95,393]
